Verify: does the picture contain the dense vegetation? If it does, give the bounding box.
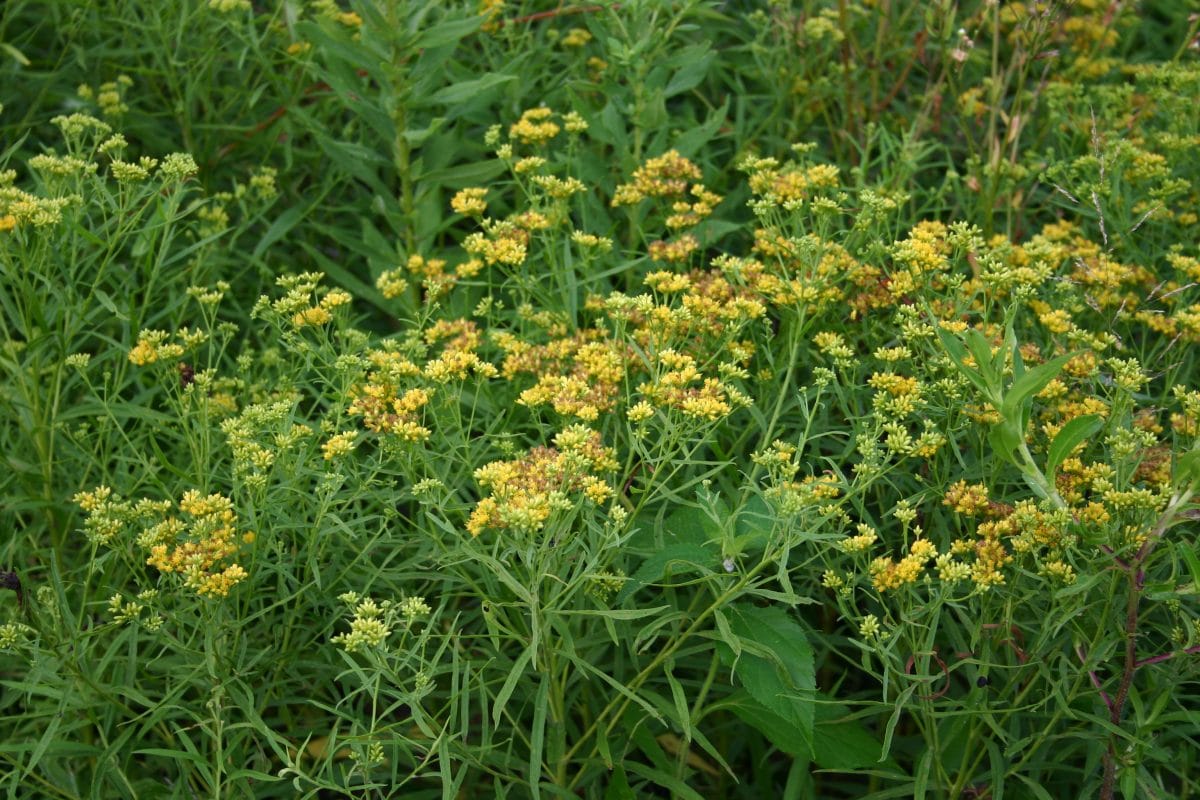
[2,1,1199,797]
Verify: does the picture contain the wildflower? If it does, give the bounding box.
[333,596,392,653]
[129,329,186,366]
[648,235,699,263]
[509,107,560,145]
[468,426,617,536]
[613,150,702,206]
[943,480,990,516]
[561,27,591,47]
[399,596,431,623]
[451,187,487,216]
[839,524,877,554]
[159,153,199,182]
[571,231,612,251]
[322,431,356,460]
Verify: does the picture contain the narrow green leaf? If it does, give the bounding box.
[1177,539,1200,594]
[529,675,548,800]
[605,765,636,800]
[914,746,932,800]
[253,203,307,259]
[665,665,691,740]
[1,42,31,66]
[550,606,668,619]
[492,649,533,726]
[623,761,708,800]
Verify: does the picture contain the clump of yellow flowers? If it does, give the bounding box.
[467,426,617,536]
[74,487,249,598]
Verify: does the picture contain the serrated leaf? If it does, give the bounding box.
[726,604,815,756]
[1046,414,1102,478]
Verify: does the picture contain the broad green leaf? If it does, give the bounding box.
[726,604,815,755]
[664,44,714,97]
[615,544,716,603]
[1000,353,1073,420]
[965,329,998,386]
[413,15,484,49]
[673,96,729,158]
[988,420,1023,465]
[1175,447,1200,488]
[428,72,516,106]
[1046,414,1102,478]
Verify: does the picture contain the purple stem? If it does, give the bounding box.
[1076,644,1114,713]
[1134,644,1200,670]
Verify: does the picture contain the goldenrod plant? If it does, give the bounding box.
[2,1,1198,797]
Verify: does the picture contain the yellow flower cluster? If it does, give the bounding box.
[509,107,561,145]
[129,329,187,366]
[943,480,990,516]
[322,431,357,460]
[869,538,936,592]
[348,349,433,442]
[638,349,750,422]
[451,187,488,216]
[82,489,249,598]
[267,273,350,329]
[467,426,617,536]
[612,150,703,205]
[744,156,839,204]
[463,223,528,267]
[648,234,699,263]
[501,331,629,422]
